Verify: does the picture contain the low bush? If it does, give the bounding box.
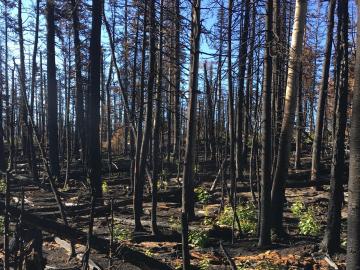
[291,201,320,236]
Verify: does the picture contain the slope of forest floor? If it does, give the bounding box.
[0,156,348,270]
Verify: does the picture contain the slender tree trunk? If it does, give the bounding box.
[133,2,147,199]
[5,0,10,142]
[106,61,113,173]
[227,0,235,207]
[204,63,215,160]
[72,0,85,162]
[0,52,5,171]
[87,0,103,198]
[235,0,250,181]
[182,0,201,268]
[123,0,129,156]
[9,68,15,171]
[173,0,181,157]
[258,0,273,248]
[130,17,139,194]
[47,0,60,177]
[18,0,30,167]
[294,65,303,170]
[28,0,40,180]
[216,5,224,153]
[151,0,163,236]
[134,0,157,232]
[321,0,349,254]
[310,0,336,187]
[346,2,360,267]
[271,0,307,236]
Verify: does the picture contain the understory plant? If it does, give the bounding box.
[113,224,131,241]
[199,257,211,270]
[291,201,320,236]
[0,179,6,193]
[189,229,209,248]
[102,180,109,193]
[169,216,181,231]
[195,186,212,204]
[217,202,257,235]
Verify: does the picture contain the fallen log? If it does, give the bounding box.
[0,201,174,270]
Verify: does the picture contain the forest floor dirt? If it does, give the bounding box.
[0,155,348,269]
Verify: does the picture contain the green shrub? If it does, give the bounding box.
[169,216,181,232]
[102,181,109,193]
[290,201,305,218]
[217,206,233,226]
[291,201,320,236]
[298,207,320,236]
[0,179,6,193]
[193,164,201,174]
[217,202,257,235]
[113,224,131,241]
[189,229,209,248]
[202,216,214,226]
[199,258,211,270]
[341,237,347,248]
[144,249,154,258]
[195,187,211,204]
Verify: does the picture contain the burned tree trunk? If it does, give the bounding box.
[86,0,103,198]
[310,0,336,187]
[134,0,157,232]
[258,0,273,248]
[47,0,60,177]
[182,0,201,267]
[346,2,360,267]
[321,0,349,254]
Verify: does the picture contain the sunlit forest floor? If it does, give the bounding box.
[0,151,348,269]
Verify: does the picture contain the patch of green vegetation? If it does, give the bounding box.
[0,179,6,193]
[189,229,209,248]
[195,187,212,204]
[199,258,211,270]
[298,207,320,236]
[193,164,201,174]
[144,249,154,258]
[341,237,347,248]
[291,201,320,236]
[290,201,305,218]
[102,180,109,193]
[237,261,285,270]
[202,216,214,226]
[169,216,181,232]
[217,202,257,235]
[113,224,131,241]
[157,179,168,191]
